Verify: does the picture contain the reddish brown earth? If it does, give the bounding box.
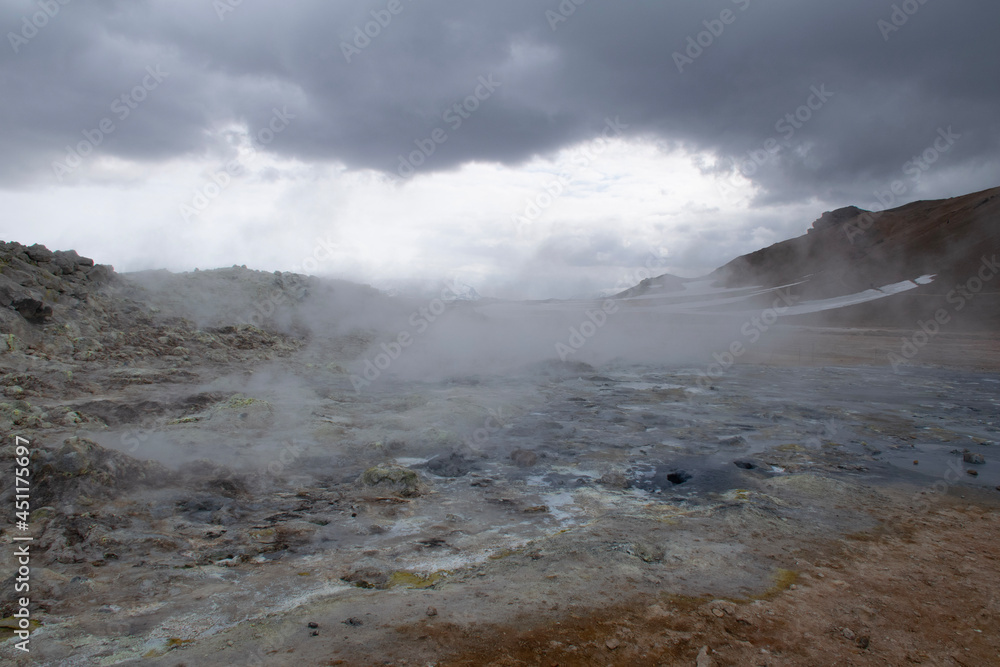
[416,490,1000,667]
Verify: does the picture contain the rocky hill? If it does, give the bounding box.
[0,241,400,422]
[712,186,1000,298]
[621,186,1000,329]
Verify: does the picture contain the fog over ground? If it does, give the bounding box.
[2,0,999,297]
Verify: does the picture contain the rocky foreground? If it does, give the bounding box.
[2,241,1000,666]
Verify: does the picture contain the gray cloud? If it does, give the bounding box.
[2,0,999,206]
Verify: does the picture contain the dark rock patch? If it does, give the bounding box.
[424,452,477,478]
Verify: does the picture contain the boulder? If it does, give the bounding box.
[24,243,55,263]
[0,273,33,308]
[12,297,53,323]
[359,465,424,497]
[31,437,173,506]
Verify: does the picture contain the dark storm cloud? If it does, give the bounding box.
[2,0,999,202]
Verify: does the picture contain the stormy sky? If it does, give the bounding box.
[3,0,999,298]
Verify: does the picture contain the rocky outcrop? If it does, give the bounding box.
[0,241,113,328]
[808,206,864,233]
[28,436,173,507]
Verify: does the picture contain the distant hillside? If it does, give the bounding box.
[0,241,398,377]
[613,272,688,299]
[613,187,999,329]
[711,186,1000,303]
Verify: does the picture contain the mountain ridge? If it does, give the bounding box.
[616,186,1000,328]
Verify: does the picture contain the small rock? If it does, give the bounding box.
[711,600,737,616]
[963,450,986,465]
[342,617,363,627]
[426,607,438,617]
[646,604,671,618]
[967,469,979,477]
[359,465,424,497]
[712,608,725,617]
[857,635,870,649]
[631,542,665,563]
[311,630,319,636]
[695,645,715,667]
[913,460,919,465]
[523,505,548,513]
[605,637,619,650]
[841,627,856,640]
[734,460,756,470]
[308,622,318,629]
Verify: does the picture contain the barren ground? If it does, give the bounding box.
[2,268,999,667]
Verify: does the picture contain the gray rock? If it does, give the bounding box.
[0,273,34,308]
[24,243,55,263]
[12,297,53,323]
[425,452,476,477]
[359,465,424,497]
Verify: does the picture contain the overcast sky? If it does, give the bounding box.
[3,0,998,298]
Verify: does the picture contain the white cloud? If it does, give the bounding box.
[2,135,844,298]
